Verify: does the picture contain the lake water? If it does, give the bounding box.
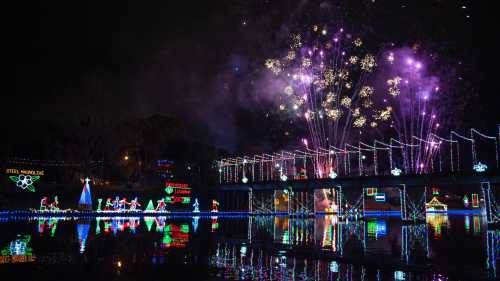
[0,214,497,280]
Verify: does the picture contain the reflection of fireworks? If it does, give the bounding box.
[265,25,390,150]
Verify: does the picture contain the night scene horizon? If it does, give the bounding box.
[2,1,500,281]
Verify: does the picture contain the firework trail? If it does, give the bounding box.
[265,24,389,151]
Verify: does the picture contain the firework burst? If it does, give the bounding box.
[265,25,391,150]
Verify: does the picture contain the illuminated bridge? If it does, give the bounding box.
[216,127,500,224]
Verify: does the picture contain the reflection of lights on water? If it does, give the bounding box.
[240,245,247,257]
[426,214,448,239]
[329,261,339,273]
[394,271,405,280]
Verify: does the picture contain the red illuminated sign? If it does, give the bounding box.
[165,182,189,188]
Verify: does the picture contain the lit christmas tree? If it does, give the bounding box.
[78,178,93,210]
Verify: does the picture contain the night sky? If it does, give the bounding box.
[7,0,500,153]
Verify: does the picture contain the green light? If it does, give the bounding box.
[9,175,40,192]
[165,187,174,194]
[181,224,189,233]
[144,218,154,232]
[182,197,191,204]
[145,200,155,211]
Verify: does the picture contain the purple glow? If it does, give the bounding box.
[415,62,422,69]
[406,58,414,65]
[333,37,339,42]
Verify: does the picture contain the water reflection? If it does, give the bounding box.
[0,215,495,280]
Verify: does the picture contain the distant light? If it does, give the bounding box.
[361,155,366,160]
[330,261,339,273]
[242,176,248,184]
[473,162,487,173]
[123,155,129,161]
[329,170,337,179]
[117,261,122,268]
[280,174,288,182]
[394,271,405,280]
[391,167,402,176]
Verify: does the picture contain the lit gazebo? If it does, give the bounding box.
[425,197,448,212]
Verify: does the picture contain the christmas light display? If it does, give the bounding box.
[471,193,479,208]
[40,197,48,211]
[192,198,200,212]
[155,199,167,212]
[164,182,192,205]
[97,198,103,211]
[104,198,113,210]
[432,187,440,195]
[375,193,386,202]
[328,170,337,179]
[463,195,469,208]
[211,200,219,212]
[78,178,92,210]
[425,197,448,212]
[473,162,487,172]
[391,167,402,176]
[365,187,377,196]
[129,197,141,211]
[145,200,155,212]
[9,174,40,192]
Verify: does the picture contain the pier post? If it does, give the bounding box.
[248,188,253,214]
[336,185,343,218]
[481,182,493,224]
[399,184,407,221]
